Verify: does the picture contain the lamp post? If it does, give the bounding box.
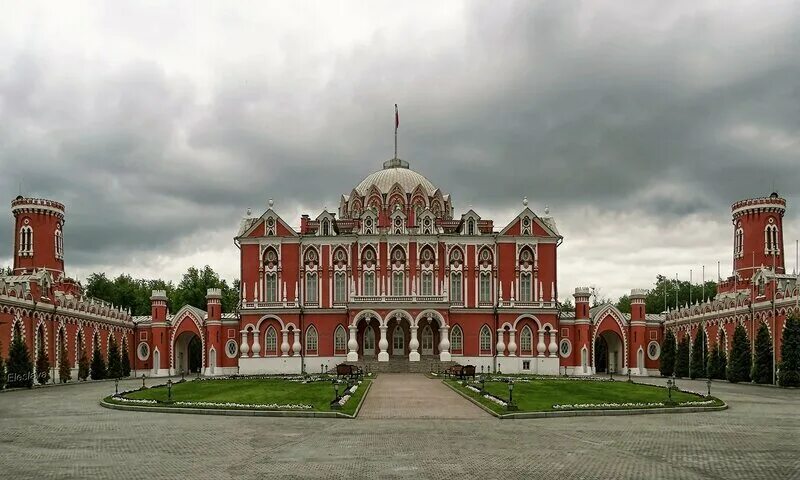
[180,369,185,382]
[706,378,712,397]
[141,374,146,389]
[114,378,119,395]
[480,375,486,394]
[609,366,614,381]
[321,363,324,375]
[331,379,341,410]
[507,380,518,411]
[167,379,173,402]
[666,378,673,404]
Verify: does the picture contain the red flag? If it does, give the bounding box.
[395,104,399,129]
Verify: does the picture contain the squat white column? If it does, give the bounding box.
[507,330,518,357]
[496,329,506,356]
[347,325,359,361]
[292,329,302,356]
[537,330,546,357]
[251,330,261,357]
[548,330,558,357]
[280,329,290,357]
[378,325,389,362]
[409,325,420,362]
[439,325,451,362]
[239,330,250,357]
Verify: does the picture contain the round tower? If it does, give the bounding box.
[11,196,66,276]
[731,192,786,282]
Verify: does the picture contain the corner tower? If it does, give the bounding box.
[11,196,66,276]
[731,192,786,282]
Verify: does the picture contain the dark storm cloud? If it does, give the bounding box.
[1,1,799,292]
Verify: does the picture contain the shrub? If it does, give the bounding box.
[78,349,90,381]
[753,323,773,384]
[659,330,676,377]
[121,340,131,377]
[58,338,71,383]
[674,336,690,378]
[90,335,107,380]
[0,341,5,390]
[707,345,720,380]
[717,346,728,381]
[727,323,751,383]
[107,336,122,379]
[779,313,800,387]
[35,332,51,385]
[690,328,707,379]
[7,325,34,388]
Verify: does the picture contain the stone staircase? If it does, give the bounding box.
[334,357,459,374]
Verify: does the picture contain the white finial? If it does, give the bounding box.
[268,198,274,208]
[544,205,550,215]
[522,196,528,207]
[246,208,252,217]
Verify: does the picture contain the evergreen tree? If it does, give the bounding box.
[718,345,728,381]
[35,330,50,385]
[58,337,71,383]
[707,345,720,380]
[90,335,107,380]
[779,313,800,387]
[659,330,676,376]
[121,339,131,377]
[753,323,773,384]
[675,336,690,378]
[7,325,34,388]
[690,329,707,379]
[0,340,5,389]
[727,323,751,383]
[107,336,122,379]
[78,348,89,381]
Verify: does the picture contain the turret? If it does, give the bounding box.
[731,193,786,282]
[573,287,591,320]
[11,196,65,276]
[630,288,647,322]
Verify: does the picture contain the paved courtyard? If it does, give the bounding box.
[0,375,798,479]
[359,373,485,419]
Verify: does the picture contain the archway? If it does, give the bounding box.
[595,331,623,374]
[174,332,202,375]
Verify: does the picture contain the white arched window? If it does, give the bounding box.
[735,227,744,256]
[334,325,347,355]
[765,223,779,254]
[520,326,533,355]
[334,272,346,303]
[265,273,277,302]
[421,271,433,296]
[392,326,404,355]
[421,325,434,354]
[450,272,462,303]
[321,219,330,236]
[305,272,318,304]
[305,325,318,355]
[467,220,475,236]
[265,327,277,356]
[392,271,405,296]
[520,272,532,302]
[450,325,463,354]
[19,225,33,254]
[479,325,492,355]
[363,271,376,296]
[479,272,492,304]
[55,228,63,259]
[364,325,375,353]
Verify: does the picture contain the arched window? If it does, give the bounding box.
[421,325,434,354]
[450,272,462,303]
[735,227,744,256]
[392,326,404,355]
[334,325,347,355]
[363,216,375,235]
[363,271,376,296]
[305,325,318,355]
[421,271,433,296]
[467,220,475,236]
[265,327,277,356]
[450,325,463,354]
[520,326,533,355]
[334,272,347,303]
[392,271,405,296]
[479,325,492,355]
[265,273,277,302]
[364,325,375,352]
[305,272,318,304]
[765,223,779,254]
[55,228,63,259]
[479,272,492,304]
[520,272,532,302]
[19,225,33,254]
[422,216,433,235]
[321,219,330,236]
[393,216,404,235]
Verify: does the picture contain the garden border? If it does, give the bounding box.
[442,380,728,419]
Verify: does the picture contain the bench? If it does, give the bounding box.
[335,363,363,380]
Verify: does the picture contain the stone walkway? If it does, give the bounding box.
[358,373,486,419]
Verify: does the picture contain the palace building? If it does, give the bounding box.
[1,159,796,381]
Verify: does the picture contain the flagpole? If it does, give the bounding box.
[702,265,705,303]
[394,104,398,159]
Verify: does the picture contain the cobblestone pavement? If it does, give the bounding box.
[358,373,486,419]
[0,376,798,479]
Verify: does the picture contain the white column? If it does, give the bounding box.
[496,329,506,357]
[251,330,261,357]
[378,325,389,362]
[507,330,517,357]
[409,325,420,362]
[239,330,250,357]
[347,325,359,361]
[292,330,301,356]
[439,325,451,362]
[280,330,290,357]
[537,330,546,357]
[548,330,558,357]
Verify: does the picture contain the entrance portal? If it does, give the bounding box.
[595,331,623,374]
[174,332,202,375]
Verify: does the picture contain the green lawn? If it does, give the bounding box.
[446,378,720,414]
[111,378,370,416]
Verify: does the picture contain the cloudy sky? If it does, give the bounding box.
[2,1,799,302]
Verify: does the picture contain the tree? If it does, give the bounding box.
[659,330,676,376]
[753,323,773,384]
[35,329,50,385]
[690,328,707,379]
[779,313,800,387]
[707,345,720,380]
[0,340,5,389]
[616,275,717,315]
[90,334,107,380]
[559,298,575,313]
[727,323,751,383]
[107,336,122,379]
[172,265,238,312]
[58,335,71,383]
[717,344,728,381]
[78,348,89,381]
[121,339,131,377]
[7,325,34,388]
[674,336,690,378]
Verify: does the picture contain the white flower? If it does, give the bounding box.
[172,401,313,410]
[553,402,665,410]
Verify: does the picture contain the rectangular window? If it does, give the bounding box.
[421,271,433,296]
[392,272,404,296]
[363,272,375,296]
[265,273,277,302]
[519,273,532,302]
[334,272,346,303]
[306,273,318,304]
[450,273,462,303]
[479,272,491,303]
[522,360,531,371]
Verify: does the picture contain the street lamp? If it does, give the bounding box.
[321,363,324,375]
[167,379,173,402]
[480,375,486,394]
[609,366,614,381]
[180,369,185,382]
[706,378,712,397]
[331,379,341,410]
[114,378,119,395]
[141,373,146,389]
[507,380,518,411]
[666,378,673,404]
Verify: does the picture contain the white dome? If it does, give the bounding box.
[354,158,439,196]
